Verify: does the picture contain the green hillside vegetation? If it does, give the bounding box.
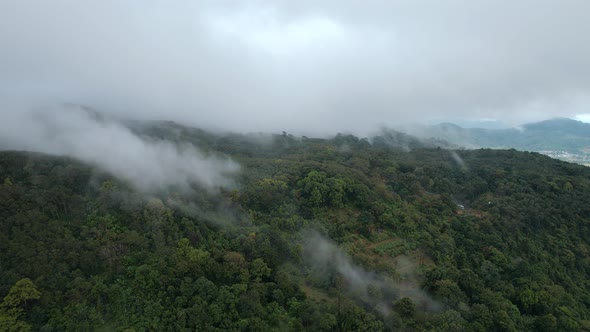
[1,124,590,331]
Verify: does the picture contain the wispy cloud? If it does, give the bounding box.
[0,102,239,192]
[303,231,441,314]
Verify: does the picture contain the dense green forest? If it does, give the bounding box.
[2,123,590,331]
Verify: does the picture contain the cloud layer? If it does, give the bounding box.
[1,1,590,135]
[0,102,239,192]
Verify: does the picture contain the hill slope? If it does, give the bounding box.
[1,124,590,331]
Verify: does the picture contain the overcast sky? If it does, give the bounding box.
[2,0,590,135]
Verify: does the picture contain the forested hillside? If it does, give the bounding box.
[1,125,590,331]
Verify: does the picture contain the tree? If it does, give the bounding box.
[394,297,416,318]
[250,258,271,282]
[298,171,329,208]
[534,314,557,332]
[0,278,41,332]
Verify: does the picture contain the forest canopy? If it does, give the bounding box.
[1,124,590,331]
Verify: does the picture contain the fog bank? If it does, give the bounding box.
[0,102,239,192]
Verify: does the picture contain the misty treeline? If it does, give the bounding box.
[1,122,590,331]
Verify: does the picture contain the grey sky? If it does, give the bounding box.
[1,0,590,135]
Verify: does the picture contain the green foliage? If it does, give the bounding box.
[393,297,416,318]
[0,278,40,332]
[0,279,40,309]
[2,126,590,330]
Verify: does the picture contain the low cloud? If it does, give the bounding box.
[0,102,239,192]
[1,1,589,136]
[450,151,467,170]
[303,231,440,314]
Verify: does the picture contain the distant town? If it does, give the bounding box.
[539,150,590,166]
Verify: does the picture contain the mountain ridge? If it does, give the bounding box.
[422,118,590,164]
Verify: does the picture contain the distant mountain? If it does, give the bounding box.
[423,118,590,164]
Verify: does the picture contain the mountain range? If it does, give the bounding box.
[418,118,590,165]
